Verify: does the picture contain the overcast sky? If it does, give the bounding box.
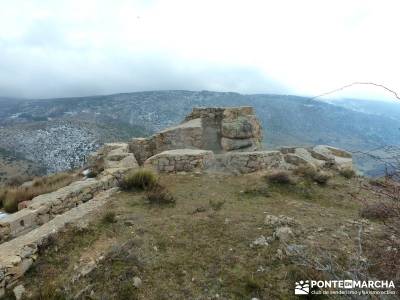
[0,0,399,100]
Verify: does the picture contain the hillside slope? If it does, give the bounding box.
[12,171,396,299]
[1,91,399,175]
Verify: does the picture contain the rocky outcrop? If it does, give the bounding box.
[280,145,353,171]
[129,107,262,165]
[129,118,203,165]
[124,107,353,174]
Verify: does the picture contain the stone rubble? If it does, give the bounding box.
[0,189,118,297]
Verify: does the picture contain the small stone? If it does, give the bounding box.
[276,249,284,260]
[124,220,135,226]
[250,235,269,247]
[274,226,294,242]
[13,285,25,300]
[133,276,142,288]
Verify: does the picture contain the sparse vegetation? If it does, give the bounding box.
[145,184,175,205]
[120,169,157,191]
[360,202,396,220]
[265,171,294,185]
[4,175,32,187]
[209,199,225,211]
[102,211,117,223]
[339,168,356,179]
[18,172,397,299]
[89,157,105,178]
[294,166,331,185]
[312,171,331,185]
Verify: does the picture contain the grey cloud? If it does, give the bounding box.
[0,45,288,98]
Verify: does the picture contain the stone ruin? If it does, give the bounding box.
[127,106,352,174]
[0,106,353,297]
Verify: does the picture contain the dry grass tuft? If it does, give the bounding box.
[0,172,77,213]
[360,202,397,220]
[265,171,294,185]
[294,166,331,185]
[145,184,175,205]
[121,169,157,191]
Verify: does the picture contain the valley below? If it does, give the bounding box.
[1,90,399,181]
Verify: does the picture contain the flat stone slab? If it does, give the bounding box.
[280,145,353,170]
[144,149,215,173]
[0,188,118,297]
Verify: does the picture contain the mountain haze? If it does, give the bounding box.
[1,91,399,178]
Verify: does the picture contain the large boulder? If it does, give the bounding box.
[279,145,353,170]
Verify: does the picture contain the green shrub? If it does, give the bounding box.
[339,168,356,179]
[3,196,18,213]
[209,199,225,211]
[266,171,294,185]
[121,169,157,191]
[146,184,175,205]
[0,188,6,208]
[102,211,117,223]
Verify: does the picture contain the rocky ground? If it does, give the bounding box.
[9,171,396,299]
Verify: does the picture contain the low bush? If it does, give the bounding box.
[339,168,356,179]
[266,171,294,185]
[89,157,105,178]
[294,166,331,185]
[360,202,396,220]
[121,169,157,191]
[209,199,225,211]
[294,166,317,178]
[4,175,32,187]
[145,184,175,205]
[3,197,18,214]
[102,211,117,223]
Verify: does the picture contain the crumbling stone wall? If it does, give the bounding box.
[129,106,263,165]
[144,149,215,173]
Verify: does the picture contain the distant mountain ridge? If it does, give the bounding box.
[0,90,399,176]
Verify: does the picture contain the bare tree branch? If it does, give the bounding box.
[310,82,400,101]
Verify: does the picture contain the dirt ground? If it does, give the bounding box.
[13,171,394,300]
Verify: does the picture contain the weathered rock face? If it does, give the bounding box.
[186,107,262,152]
[130,107,262,165]
[144,149,215,173]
